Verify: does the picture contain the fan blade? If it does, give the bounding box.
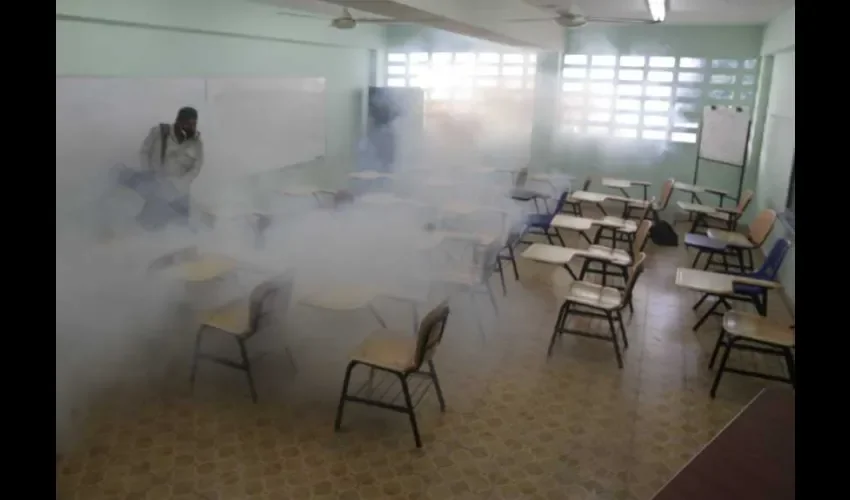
[356,18,433,24]
[504,17,558,23]
[585,16,660,24]
[276,11,328,20]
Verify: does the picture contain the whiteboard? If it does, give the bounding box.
[698,106,751,167]
[205,77,326,177]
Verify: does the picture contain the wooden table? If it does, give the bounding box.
[652,388,795,500]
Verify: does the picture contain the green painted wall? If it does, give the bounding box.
[386,25,765,209]
[548,26,765,209]
[56,0,383,189]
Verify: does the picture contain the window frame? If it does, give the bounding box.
[782,153,795,232]
[558,54,760,144]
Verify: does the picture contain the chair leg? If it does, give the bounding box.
[555,228,566,247]
[334,361,357,431]
[508,245,520,280]
[548,301,570,357]
[709,338,735,399]
[496,259,507,296]
[783,348,796,389]
[189,327,205,393]
[605,312,624,369]
[616,311,628,349]
[237,338,258,403]
[399,375,423,448]
[735,248,746,274]
[368,304,387,328]
[428,360,447,411]
[708,329,726,368]
[692,293,710,310]
[691,250,702,268]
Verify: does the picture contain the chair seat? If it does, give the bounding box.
[551,214,593,231]
[705,229,753,248]
[527,213,551,227]
[202,299,251,336]
[723,311,795,347]
[585,245,632,265]
[627,199,651,209]
[564,281,623,310]
[684,233,728,251]
[599,216,637,232]
[350,330,417,372]
[705,211,731,221]
[511,187,546,201]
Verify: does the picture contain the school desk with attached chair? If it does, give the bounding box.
[673,181,730,207]
[547,253,648,369]
[674,238,791,331]
[618,178,675,222]
[684,208,778,273]
[677,189,754,234]
[601,177,652,201]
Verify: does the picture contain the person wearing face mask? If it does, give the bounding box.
[135,107,205,229]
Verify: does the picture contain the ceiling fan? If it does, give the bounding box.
[277,7,431,30]
[507,3,665,29]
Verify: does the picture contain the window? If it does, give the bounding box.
[560,54,761,143]
[784,155,795,230]
[384,51,537,97]
[384,51,539,140]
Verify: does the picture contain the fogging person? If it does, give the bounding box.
[134,107,204,230]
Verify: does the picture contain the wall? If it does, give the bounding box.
[56,0,384,189]
[385,25,766,208]
[753,7,795,308]
[548,25,765,207]
[55,0,382,452]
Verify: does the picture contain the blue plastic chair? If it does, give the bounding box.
[691,238,791,331]
[524,191,570,246]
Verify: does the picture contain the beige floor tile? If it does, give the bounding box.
[58,218,793,499]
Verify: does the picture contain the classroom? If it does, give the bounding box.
[56,0,796,498]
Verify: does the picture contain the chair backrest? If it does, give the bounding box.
[620,252,647,309]
[657,179,675,210]
[751,238,791,281]
[515,167,529,188]
[549,191,572,221]
[248,270,296,335]
[632,219,653,256]
[735,189,754,216]
[747,208,777,246]
[412,301,451,370]
[148,246,198,272]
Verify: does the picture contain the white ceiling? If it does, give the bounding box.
[523,0,795,25]
[260,0,795,24]
[250,0,795,49]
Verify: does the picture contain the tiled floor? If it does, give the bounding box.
[57,222,794,500]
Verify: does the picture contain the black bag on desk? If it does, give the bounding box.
[650,217,679,247]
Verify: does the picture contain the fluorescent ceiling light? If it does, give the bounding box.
[647,0,667,22]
